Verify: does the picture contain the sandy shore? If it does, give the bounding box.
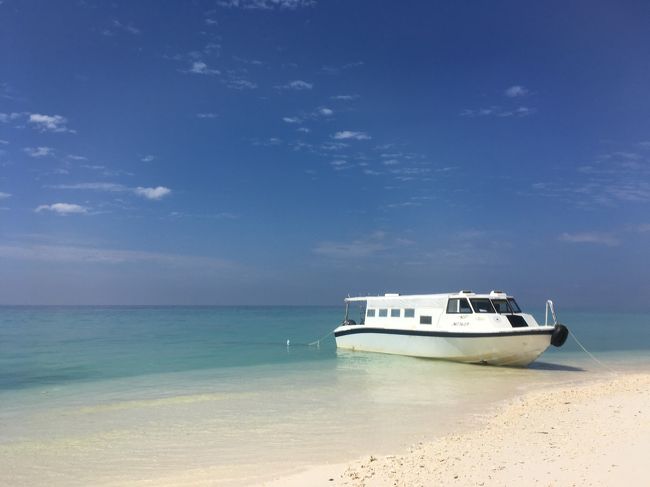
[264,372,650,487]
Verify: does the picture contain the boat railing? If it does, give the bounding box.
[545,300,557,326]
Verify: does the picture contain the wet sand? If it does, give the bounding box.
[265,372,650,487]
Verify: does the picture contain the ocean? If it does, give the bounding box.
[1,306,649,486]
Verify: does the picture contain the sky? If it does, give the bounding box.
[1,0,650,308]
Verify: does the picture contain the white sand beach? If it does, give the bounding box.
[265,372,650,487]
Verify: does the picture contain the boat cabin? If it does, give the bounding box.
[343,290,536,329]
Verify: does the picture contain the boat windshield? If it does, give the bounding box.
[508,298,522,312]
[491,299,513,314]
[344,300,367,325]
[470,298,496,313]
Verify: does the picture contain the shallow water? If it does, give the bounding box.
[0,306,648,485]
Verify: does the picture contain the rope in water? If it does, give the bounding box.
[569,329,618,375]
[307,329,335,347]
[283,329,334,348]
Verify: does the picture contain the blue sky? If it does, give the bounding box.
[1,0,650,308]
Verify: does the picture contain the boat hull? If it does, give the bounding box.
[334,327,555,367]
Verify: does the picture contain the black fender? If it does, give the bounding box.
[551,324,569,347]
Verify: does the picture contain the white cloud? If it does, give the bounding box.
[52,182,172,200]
[460,107,493,117]
[385,200,422,209]
[330,94,359,101]
[189,61,220,75]
[233,56,264,66]
[330,160,349,171]
[53,182,125,192]
[333,130,371,140]
[197,112,218,119]
[103,20,141,36]
[277,80,313,90]
[3,112,76,133]
[141,154,155,162]
[28,113,74,133]
[320,62,364,75]
[607,151,641,161]
[296,127,310,133]
[283,116,302,124]
[320,141,349,151]
[250,137,283,147]
[604,183,650,202]
[499,106,534,117]
[111,19,140,35]
[460,106,534,118]
[224,78,257,90]
[67,154,87,161]
[0,139,8,145]
[35,203,88,215]
[284,107,332,125]
[0,82,16,101]
[24,146,54,157]
[534,145,650,207]
[505,85,529,97]
[388,166,431,179]
[0,191,11,199]
[558,232,619,247]
[218,0,315,10]
[0,112,21,123]
[134,186,172,200]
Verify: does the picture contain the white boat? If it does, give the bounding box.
[334,290,569,367]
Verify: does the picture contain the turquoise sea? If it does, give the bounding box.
[1,306,649,486]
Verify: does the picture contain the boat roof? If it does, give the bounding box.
[345,290,513,303]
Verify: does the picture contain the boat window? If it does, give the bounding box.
[446,298,473,314]
[491,299,512,314]
[470,298,496,313]
[420,315,432,324]
[508,298,522,313]
[366,309,375,317]
[404,308,415,318]
[390,309,400,317]
[378,309,388,317]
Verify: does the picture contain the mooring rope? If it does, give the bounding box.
[569,329,618,375]
[283,329,335,348]
[307,329,335,348]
